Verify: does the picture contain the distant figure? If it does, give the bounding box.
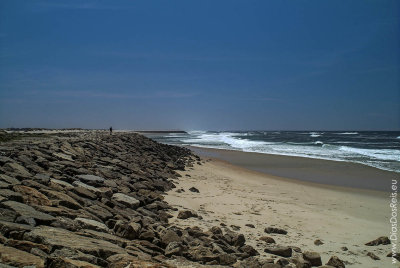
[109,127,112,135]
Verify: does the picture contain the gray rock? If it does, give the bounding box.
[164,241,184,257]
[326,256,345,268]
[302,251,322,266]
[264,246,292,257]
[112,193,140,209]
[367,252,380,260]
[365,236,391,246]
[177,210,198,219]
[1,201,55,223]
[265,227,288,235]
[23,226,125,258]
[75,217,109,232]
[76,174,105,184]
[0,189,23,202]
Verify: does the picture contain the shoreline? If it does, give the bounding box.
[188,146,398,192]
[165,156,393,267]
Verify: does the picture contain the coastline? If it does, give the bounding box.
[188,146,398,192]
[166,155,393,267]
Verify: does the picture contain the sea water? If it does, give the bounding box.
[151,131,400,173]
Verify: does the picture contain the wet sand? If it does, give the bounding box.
[189,146,398,192]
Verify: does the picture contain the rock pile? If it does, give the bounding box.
[0,132,259,267]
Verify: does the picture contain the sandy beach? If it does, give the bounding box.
[166,149,395,267]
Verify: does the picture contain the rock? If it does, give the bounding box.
[314,239,324,246]
[290,255,311,268]
[0,189,23,202]
[75,174,105,184]
[48,257,101,268]
[0,174,20,185]
[187,245,218,262]
[177,210,198,219]
[73,186,97,200]
[78,229,129,248]
[326,256,345,268]
[24,226,126,259]
[340,247,348,251]
[41,189,82,210]
[106,253,169,268]
[3,162,32,178]
[240,244,259,256]
[49,179,74,190]
[265,227,287,235]
[164,241,184,257]
[160,229,181,246]
[245,224,255,228]
[0,244,45,268]
[5,239,51,254]
[264,246,292,257]
[367,252,380,260]
[387,252,400,261]
[0,201,55,224]
[189,187,199,193]
[218,253,237,265]
[0,220,33,236]
[13,185,52,206]
[302,251,322,266]
[260,236,276,243]
[112,193,140,209]
[365,236,391,246]
[113,221,141,240]
[75,217,109,232]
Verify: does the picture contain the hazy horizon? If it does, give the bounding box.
[1,0,399,131]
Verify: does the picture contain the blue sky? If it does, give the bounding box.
[0,0,399,130]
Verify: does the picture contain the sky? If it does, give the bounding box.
[0,0,399,131]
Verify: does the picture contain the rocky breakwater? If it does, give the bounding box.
[0,131,261,267]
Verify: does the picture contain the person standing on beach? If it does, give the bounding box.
[109,127,112,135]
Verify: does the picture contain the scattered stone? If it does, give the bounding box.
[314,239,324,246]
[340,246,348,251]
[367,251,380,260]
[387,252,400,261]
[302,251,322,266]
[264,246,292,257]
[260,236,276,243]
[177,210,198,219]
[365,236,391,246]
[245,224,255,228]
[326,256,345,268]
[189,187,200,193]
[265,227,287,235]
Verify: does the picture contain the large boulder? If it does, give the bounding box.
[75,217,109,233]
[326,256,345,268]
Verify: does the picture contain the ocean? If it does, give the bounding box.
[151,131,400,173]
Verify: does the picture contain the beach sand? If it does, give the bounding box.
[165,150,395,267]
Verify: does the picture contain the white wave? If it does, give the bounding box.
[339,146,400,161]
[314,141,323,145]
[310,132,321,137]
[335,132,359,135]
[397,136,400,139]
